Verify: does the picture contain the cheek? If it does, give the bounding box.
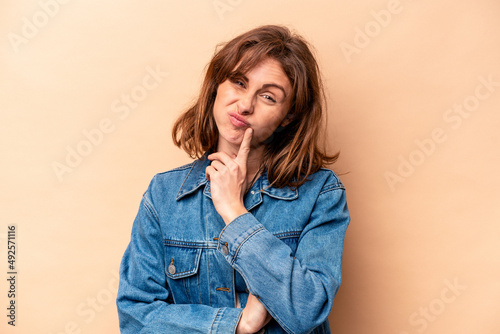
[213,89,225,110]
[256,123,277,138]
[253,115,285,141]
[212,90,229,122]
[215,83,236,105]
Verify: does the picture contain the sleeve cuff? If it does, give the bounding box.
[210,307,243,334]
[217,213,264,265]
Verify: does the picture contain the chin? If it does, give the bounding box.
[219,129,244,146]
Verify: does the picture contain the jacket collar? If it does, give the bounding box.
[176,155,298,201]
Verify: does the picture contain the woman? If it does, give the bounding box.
[117,25,350,334]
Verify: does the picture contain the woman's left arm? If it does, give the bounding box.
[217,183,350,334]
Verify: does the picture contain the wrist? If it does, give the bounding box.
[236,316,265,334]
[236,312,255,334]
[235,317,249,334]
[221,205,248,225]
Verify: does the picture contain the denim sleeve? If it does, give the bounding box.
[217,186,350,334]
[116,192,242,334]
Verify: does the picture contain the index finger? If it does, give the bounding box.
[235,128,253,165]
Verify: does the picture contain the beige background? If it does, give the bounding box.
[1,0,499,333]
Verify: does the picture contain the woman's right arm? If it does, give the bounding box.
[116,194,242,334]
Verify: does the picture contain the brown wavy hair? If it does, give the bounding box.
[172,25,338,188]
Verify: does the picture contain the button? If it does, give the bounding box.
[250,190,255,195]
[168,258,176,275]
[222,243,229,255]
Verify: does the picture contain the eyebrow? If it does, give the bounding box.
[238,74,288,98]
[262,83,287,98]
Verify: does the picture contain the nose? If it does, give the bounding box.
[237,91,254,115]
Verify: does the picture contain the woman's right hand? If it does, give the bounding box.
[236,293,272,334]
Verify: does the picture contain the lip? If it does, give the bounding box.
[228,112,250,128]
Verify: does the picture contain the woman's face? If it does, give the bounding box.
[213,57,293,153]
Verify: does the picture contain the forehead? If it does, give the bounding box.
[232,57,292,90]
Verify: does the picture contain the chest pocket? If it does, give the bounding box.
[164,243,202,304]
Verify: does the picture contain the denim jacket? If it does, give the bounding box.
[117,155,350,334]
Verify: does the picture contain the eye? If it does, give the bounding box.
[262,94,276,103]
[231,78,246,88]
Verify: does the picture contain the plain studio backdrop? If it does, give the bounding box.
[1,1,499,333]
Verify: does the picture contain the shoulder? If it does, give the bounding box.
[302,169,349,220]
[144,160,200,204]
[154,160,197,180]
[306,168,345,193]
[288,168,346,206]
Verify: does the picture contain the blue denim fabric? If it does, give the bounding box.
[117,155,350,334]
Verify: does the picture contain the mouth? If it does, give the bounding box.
[228,112,250,128]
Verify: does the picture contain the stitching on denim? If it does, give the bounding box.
[319,184,344,195]
[163,239,217,248]
[176,162,197,200]
[207,248,212,306]
[274,231,302,239]
[184,275,191,303]
[233,303,243,334]
[218,212,254,240]
[232,226,265,265]
[260,189,298,200]
[196,262,202,304]
[210,308,221,333]
[142,192,160,222]
[165,248,202,279]
[231,269,237,308]
[204,213,211,306]
[165,267,196,278]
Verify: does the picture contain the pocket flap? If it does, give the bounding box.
[164,245,202,279]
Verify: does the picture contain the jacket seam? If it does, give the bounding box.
[176,162,198,200]
[210,307,222,333]
[231,226,265,265]
[142,192,160,223]
[319,183,344,195]
[233,309,243,334]
[274,231,302,239]
[166,269,197,278]
[163,240,217,248]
